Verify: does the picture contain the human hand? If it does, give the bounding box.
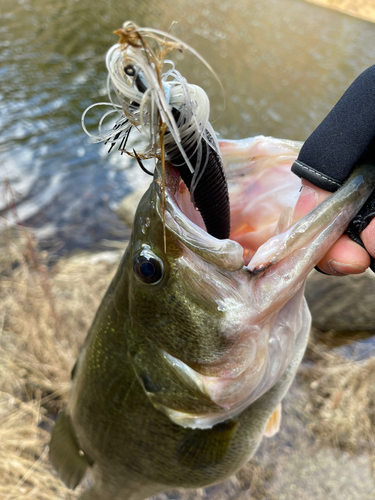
[290,64,375,275]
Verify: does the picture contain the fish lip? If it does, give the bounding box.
[154,162,245,272]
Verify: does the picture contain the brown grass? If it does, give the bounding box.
[0,224,119,499]
[301,332,375,458]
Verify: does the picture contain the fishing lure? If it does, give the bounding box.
[82,22,230,240]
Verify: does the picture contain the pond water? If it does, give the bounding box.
[2,0,375,254]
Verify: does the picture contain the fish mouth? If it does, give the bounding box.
[155,162,244,272]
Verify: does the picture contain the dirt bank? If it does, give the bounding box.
[306,0,375,23]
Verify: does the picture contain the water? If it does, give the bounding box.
[1,0,375,254]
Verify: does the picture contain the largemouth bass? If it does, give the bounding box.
[49,135,375,500]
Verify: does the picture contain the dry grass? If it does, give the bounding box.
[301,332,375,458]
[0,224,119,499]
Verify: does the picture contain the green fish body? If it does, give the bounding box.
[50,137,375,500]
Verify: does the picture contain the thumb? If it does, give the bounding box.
[293,179,331,222]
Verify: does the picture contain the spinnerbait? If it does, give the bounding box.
[82,22,230,240]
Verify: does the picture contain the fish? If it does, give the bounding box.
[49,133,375,500]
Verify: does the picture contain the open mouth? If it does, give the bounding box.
[156,161,245,273]
[150,137,362,430]
[149,149,332,429]
[157,136,305,272]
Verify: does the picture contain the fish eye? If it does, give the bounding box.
[133,249,164,285]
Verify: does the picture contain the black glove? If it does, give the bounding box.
[291,64,375,272]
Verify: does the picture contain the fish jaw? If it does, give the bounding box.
[155,162,244,272]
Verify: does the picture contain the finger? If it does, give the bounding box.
[292,180,330,222]
[316,234,370,275]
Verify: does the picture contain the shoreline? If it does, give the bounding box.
[305,0,375,23]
